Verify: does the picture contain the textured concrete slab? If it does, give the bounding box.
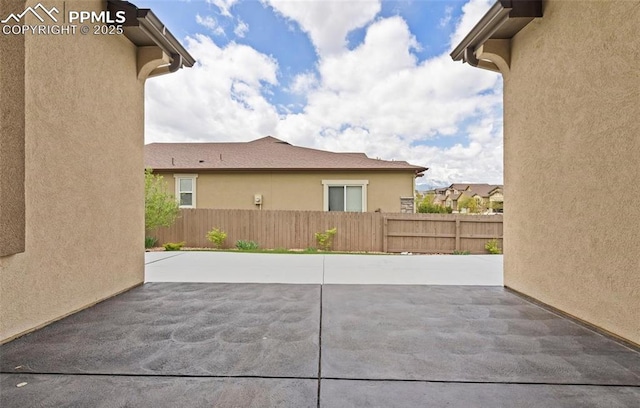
[0,283,320,377]
[321,285,640,384]
[145,252,324,283]
[3,282,638,407]
[320,380,640,408]
[0,374,317,408]
[323,254,503,285]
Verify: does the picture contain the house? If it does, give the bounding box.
[145,136,427,213]
[452,0,639,344]
[0,0,193,342]
[426,183,503,213]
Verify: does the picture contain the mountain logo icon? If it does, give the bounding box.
[1,3,59,24]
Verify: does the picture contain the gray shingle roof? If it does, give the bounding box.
[145,136,427,174]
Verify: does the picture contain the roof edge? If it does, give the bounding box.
[149,167,428,173]
[450,0,542,65]
[108,0,195,69]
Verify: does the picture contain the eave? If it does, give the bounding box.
[450,0,542,74]
[107,1,195,80]
[151,167,428,176]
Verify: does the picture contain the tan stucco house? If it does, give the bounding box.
[452,0,639,345]
[145,136,427,213]
[430,183,503,213]
[0,0,194,343]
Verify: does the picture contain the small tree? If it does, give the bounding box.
[458,195,484,214]
[145,168,179,232]
[416,193,452,214]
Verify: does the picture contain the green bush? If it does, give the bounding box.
[416,193,452,213]
[315,227,337,251]
[145,236,158,249]
[145,168,179,231]
[236,240,259,251]
[206,228,227,249]
[304,247,318,253]
[458,196,486,214]
[452,250,470,255]
[485,239,502,254]
[163,242,185,251]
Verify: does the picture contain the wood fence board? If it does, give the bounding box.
[151,209,502,254]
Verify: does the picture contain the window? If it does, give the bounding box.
[322,180,368,212]
[174,174,198,208]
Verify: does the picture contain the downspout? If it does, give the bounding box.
[148,53,182,78]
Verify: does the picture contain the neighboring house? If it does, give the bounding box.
[0,0,193,343]
[452,0,638,344]
[444,192,461,211]
[145,136,427,213]
[426,183,503,213]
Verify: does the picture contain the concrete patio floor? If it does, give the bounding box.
[1,255,639,407]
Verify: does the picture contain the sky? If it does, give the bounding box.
[137,0,503,189]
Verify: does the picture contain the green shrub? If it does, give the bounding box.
[145,168,179,231]
[452,250,470,255]
[236,240,259,251]
[163,242,185,251]
[315,227,337,251]
[304,247,318,253]
[417,201,452,213]
[458,196,484,214]
[416,193,452,214]
[206,228,227,249]
[145,236,158,249]
[485,239,502,254]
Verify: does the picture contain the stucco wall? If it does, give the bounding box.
[156,171,416,212]
[0,0,26,256]
[503,0,640,344]
[0,0,145,342]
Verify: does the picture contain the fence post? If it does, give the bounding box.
[383,217,388,253]
[455,216,461,252]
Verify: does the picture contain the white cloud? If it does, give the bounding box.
[196,14,225,36]
[145,1,504,185]
[450,0,493,47]
[206,0,239,18]
[145,35,279,142]
[440,6,453,28]
[234,18,249,38]
[265,0,381,56]
[275,17,500,146]
[288,72,318,95]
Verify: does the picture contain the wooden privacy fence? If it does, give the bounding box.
[151,209,503,254]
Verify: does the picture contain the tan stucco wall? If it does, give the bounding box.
[0,0,26,256]
[503,0,640,344]
[156,171,416,212]
[0,0,145,342]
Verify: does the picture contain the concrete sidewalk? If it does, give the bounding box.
[145,251,504,285]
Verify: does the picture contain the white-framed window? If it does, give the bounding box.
[174,174,198,208]
[322,180,368,212]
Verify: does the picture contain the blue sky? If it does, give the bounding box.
[139,0,503,188]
